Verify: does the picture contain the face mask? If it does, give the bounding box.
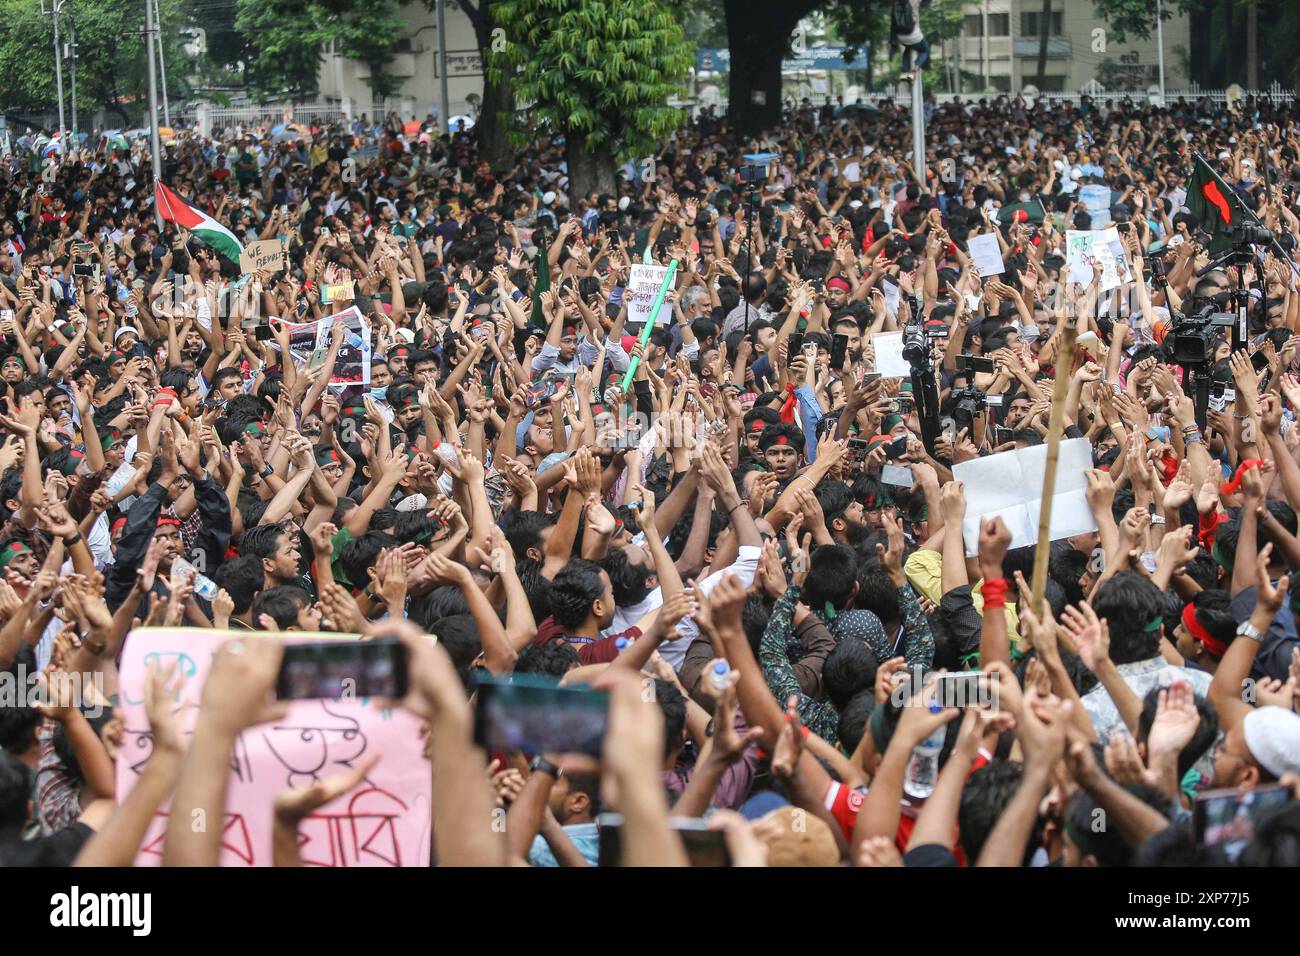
[369,386,388,402]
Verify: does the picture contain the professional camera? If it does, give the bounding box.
[1170,304,1235,364]
[949,385,986,431]
[902,320,929,364]
[739,163,767,183]
[1231,223,1274,246]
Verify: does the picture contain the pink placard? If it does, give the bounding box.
[115,628,432,867]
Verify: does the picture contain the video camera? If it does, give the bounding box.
[901,319,947,365]
[949,385,986,432]
[1170,304,1236,364]
[1231,223,1275,246]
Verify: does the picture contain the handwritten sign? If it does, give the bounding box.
[239,238,287,275]
[625,263,675,330]
[1066,228,1133,292]
[115,627,431,867]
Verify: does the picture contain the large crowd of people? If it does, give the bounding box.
[1,89,1299,868]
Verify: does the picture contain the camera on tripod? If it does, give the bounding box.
[902,319,948,365]
[1170,304,1235,364]
[1231,223,1274,246]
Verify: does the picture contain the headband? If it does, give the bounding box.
[1181,602,1228,658]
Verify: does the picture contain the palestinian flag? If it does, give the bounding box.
[996,200,1047,226]
[155,183,244,263]
[1186,154,1249,255]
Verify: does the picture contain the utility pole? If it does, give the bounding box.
[68,19,78,143]
[436,0,451,134]
[154,0,171,126]
[145,0,163,222]
[1156,0,1167,103]
[41,0,67,142]
[911,68,925,177]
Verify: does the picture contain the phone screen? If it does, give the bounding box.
[884,435,909,460]
[473,673,609,758]
[597,814,731,867]
[275,637,409,700]
[787,333,804,364]
[523,378,559,408]
[1193,784,1293,860]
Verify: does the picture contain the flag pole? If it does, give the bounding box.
[1026,310,1078,635]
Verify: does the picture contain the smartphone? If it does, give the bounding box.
[884,435,909,460]
[787,333,804,362]
[523,378,560,408]
[473,672,609,758]
[1251,349,1271,373]
[1193,783,1293,860]
[597,814,731,867]
[957,354,995,374]
[254,325,275,342]
[934,670,993,708]
[830,333,850,369]
[275,637,409,700]
[880,463,914,488]
[848,437,871,462]
[994,426,1015,445]
[72,263,96,279]
[891,396,915,415]
[862,372,882,385]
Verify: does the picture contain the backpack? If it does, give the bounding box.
[892,0,915,35]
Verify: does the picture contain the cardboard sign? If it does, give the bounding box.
[952,439,1098,556]
[321,281,355,305]
[1066,228,1133,292]
[625,263,675,330]
[114,627,432,867]
[239,238,287,275]
[278,305,371,386]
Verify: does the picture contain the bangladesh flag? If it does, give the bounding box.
[996,200,1047,226]
[155,183,244,263]
[1186,154,1248,255]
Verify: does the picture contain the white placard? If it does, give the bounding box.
[1066,228,1133,292]
[870,331,910,378]
[625,263,674,330]
[967,232,1006,277]
[952,438,1098,556]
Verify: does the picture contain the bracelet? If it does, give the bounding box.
[260,465,274,479]
[728,502,747,516]
[62,533,82,547]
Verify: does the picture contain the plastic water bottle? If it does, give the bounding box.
[170,556,219,602]
[903,722,946,800]
[709,660,732,692]
[614,637,630,653]
[346,331,364,350]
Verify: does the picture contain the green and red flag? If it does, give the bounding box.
[155,182,244,263]
[1186,154,1249,255]
[995,199,1047,226]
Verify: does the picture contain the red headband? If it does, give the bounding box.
[156,517,181,528]
[1182,602,1228,658]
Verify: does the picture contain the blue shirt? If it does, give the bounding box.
[527,823,600,867]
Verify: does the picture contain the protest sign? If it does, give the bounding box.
[870,331,910,378]
[625,263,675,329]
[239,238,287,275]
[952,438,1097,556]
[115,627,432,867]
[1066,228,1133,292]
[321,281,356,305]
[967,232,1006,277]
[278,305,371,386]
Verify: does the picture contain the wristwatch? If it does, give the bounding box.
[529,756,562,779]
[1236,620,1265,642]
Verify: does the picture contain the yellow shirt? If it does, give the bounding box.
[903,547,1024,650]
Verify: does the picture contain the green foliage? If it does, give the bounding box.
[231,0,409,101]
[1091,0,1195,44]
[0,0,188,113]
[486,0,694,158]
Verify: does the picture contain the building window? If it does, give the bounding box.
[963,15,983,37]
[989,75,1011,91]
[987,13,1010,36]
[1035,75,1067,92]
[1020,11,1063,36]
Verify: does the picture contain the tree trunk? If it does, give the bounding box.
[722,0,819,136]
[1246,0,1259,89]
[476,70,514,172]
[1036,0,1051,85]
[566,132,617,200]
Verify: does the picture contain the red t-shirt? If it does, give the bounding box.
[823,749,992,865]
